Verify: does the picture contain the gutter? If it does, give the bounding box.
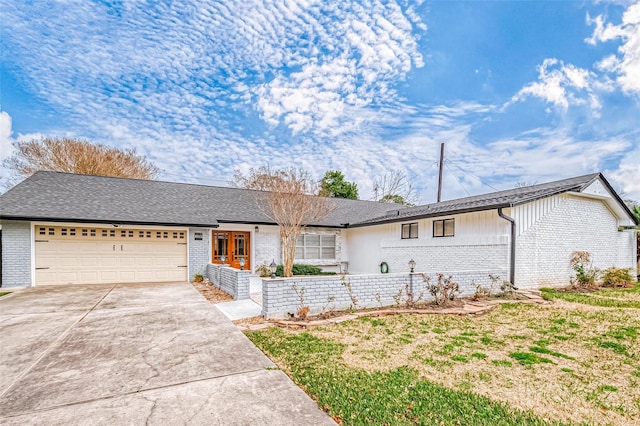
[498,208,517,288]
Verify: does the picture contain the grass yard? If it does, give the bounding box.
[0,292,11,297]
[247,284,640,425]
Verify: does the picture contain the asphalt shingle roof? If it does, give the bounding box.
[0,171,403,227]
[350,172,634,226]
[1,171,633,228]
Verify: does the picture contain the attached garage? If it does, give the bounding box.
[34,225,188,285]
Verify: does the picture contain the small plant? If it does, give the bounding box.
[393,283,424,308]
[424,273,460,306]
[255,263,271,277]
[341,277,359,310]
[374,292,383,307]
[320,295,336,315]
[473,280,491,300]
[296,306,310,320]
[193,274,204,283]
[570,251,599,288]
[500,280,517,298]
[600,267,634,288]
[291,283,309,320]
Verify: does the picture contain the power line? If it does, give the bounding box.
[444,161,471,197]
[444,158,501,192]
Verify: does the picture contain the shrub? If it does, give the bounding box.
[193,274,204,283]
[275,264,336,277]
[600,267,634,288]
[570,251,599,288]
[425,273,460,306]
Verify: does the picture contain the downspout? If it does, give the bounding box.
[498,208,517,289]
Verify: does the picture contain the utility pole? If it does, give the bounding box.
[437,142,445,202]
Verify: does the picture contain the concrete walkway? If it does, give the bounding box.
[214,275,263,321]
[0,282,335,425]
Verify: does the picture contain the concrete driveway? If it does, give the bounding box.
[0,282,335,425]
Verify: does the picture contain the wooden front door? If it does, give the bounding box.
[212,231,250,270]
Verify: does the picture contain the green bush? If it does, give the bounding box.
[600,267,634,288]
[275,264,337,277]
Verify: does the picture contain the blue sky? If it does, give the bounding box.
[1,0,639,202]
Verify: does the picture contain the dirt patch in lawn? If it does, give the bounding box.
[308,300,640,426]
[191,280,234,304]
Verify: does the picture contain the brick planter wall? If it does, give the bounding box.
[262,269,506,319]
[205,264,251,300]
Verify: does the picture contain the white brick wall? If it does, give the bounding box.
[188,227,211,281]
[254,226,281,271]
[1,221,32,288]
[380,243,508,275]
[205,264,250,299]
[262,269,506,318]
[515,195,637,288]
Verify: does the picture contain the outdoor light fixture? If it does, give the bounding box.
[220,255,226,265]
[255,226,259,233]
[269,260,277,279]
[408,259,416,295]
[239,257,245,270]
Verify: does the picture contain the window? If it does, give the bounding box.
[295,234,336,260]
[401,222,418,239]
[433,218,455,237]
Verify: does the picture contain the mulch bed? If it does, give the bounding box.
[191,279,234,304]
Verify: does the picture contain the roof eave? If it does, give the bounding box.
[0,215,219,228]
[347,203,513,227]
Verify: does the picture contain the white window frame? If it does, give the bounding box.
[295,234,336,260]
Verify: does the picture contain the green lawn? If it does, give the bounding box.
[247,284,640,426]
[0,292,11,297]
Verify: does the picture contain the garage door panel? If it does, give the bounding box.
[60,257,79,267]
[135,258,154,266]
[81,257,99,267]
[100,258,118,267]
[120,257,136,267]
[119,271,136,281]
[80,272,99,281]
[34,226,188,285]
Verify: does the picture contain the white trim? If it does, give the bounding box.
[30,222,36,287]
[31,220,188,231]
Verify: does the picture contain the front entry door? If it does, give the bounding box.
[212,231,251,270]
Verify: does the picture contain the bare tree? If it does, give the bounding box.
[372,170,417,206]
[234,166,334,277]
[515,181,537,188]
[4,137,158,183]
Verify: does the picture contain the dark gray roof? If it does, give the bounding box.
[352,172,637,226]
[2,171,634,228]
[0,171,403,227]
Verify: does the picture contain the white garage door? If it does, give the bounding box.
[35,225,188,285]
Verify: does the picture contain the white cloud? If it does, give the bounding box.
[587,1,640,95]
[0,111,45,189]
[511,59,605,111]
[0,112,14,162]
[606,145,640,200]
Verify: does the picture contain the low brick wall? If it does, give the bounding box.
[262,269,506,319]
[205,264,251,300]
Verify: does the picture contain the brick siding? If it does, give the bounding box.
[1,221,32,288]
